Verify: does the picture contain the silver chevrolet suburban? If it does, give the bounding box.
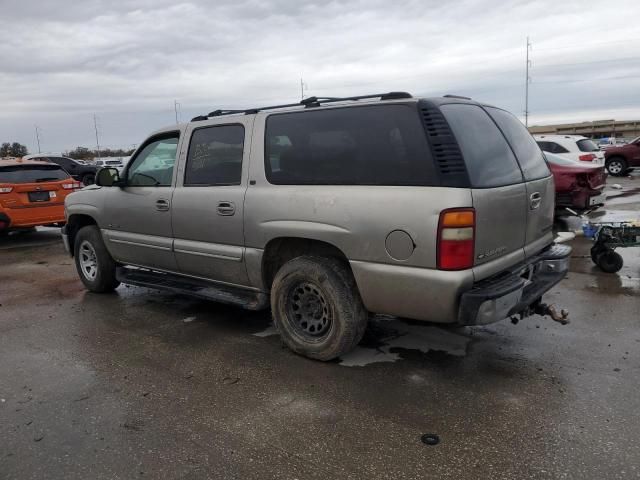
[63,92,571,360]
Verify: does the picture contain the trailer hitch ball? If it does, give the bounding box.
[534,302,570,325]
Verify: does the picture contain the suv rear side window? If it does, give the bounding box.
[185,125,244,186]
[486,107,550,181]
[0,165,69,183]
[576,139,599,152]
[440,104,523,188]
[264,105,435,186]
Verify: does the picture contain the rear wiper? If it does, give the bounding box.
[36,177,58,182]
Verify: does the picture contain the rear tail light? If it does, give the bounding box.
[62,182,82,190]
[0,187,13,193]
[437,208,475,270]
[579,154,596,162]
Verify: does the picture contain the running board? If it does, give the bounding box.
[115,267,269,311]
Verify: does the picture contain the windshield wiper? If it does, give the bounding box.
[36,177,59,182]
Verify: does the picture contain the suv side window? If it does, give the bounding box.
[440,104,523,188]
[549,142,569,154]
[265,105,435,186]
[184,125,244,186]
[127,135,179,186]
[486,107,550,181]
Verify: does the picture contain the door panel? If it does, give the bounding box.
[102,186,178,270]
[101,133,181,271]
[172,186,249,286]
[171,120,252,287]
[471,185,527,266]
[524,176,555,256]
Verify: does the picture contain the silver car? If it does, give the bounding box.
[63,92,570,360]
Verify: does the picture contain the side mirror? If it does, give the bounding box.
[96,167,122,187]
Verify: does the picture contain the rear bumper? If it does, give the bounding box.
[0,206,65,229]
[459,244,571,325]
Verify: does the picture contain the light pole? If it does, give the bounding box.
[34,125,41,153]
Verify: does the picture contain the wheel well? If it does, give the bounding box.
[67,214,97,255]
[262,237,351,290]
[606,155,626,164]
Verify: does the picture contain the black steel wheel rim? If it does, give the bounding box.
[286,281,332,340]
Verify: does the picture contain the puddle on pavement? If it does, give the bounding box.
[253,316,473,367]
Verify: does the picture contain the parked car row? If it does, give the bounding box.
[535,134,639,176]
[0,159,82,235]
[22,154,99,185]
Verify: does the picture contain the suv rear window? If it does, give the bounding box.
[0,165,69,183]
[486,107,550,181]
[264,105,436,186]
[576,139,600,152]
[440,104,523,188]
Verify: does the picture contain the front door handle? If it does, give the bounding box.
[217,201,236,216]
[529,192,542,210]
[156,198,170,211]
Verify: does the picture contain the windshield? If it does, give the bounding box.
[0,165,70,183]
[576,139,600,152]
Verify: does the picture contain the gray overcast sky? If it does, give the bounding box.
[1,0,639,153]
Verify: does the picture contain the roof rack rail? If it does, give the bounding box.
[443,94,472,100]
[190,91,412,121]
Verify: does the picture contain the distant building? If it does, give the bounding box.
[529,119,640,140]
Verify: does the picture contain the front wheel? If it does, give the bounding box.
[74,225,120,292]
[271,256,368,361]
[606,157,627,176]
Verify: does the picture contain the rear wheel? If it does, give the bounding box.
[271,256,368,361]
[74,225,120,292]
[81,173,95,185]
[596,250,623,273]
[606,157,627,176]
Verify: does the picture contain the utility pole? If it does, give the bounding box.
[525,36,532,127]
[34,125,41,153]
[174,100,181,124]
[93,114,101,160]
[300,78,307,100]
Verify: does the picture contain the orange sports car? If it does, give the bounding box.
[0,159,82,234]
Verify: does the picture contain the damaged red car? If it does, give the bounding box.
[544,152,607,215]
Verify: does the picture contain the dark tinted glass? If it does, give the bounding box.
[440,104,523,188]
[486,107,550,181]
[185,125,244,186]
[576,139,599,152]
[550,142,569,154]
[265,105,435,186]
[0,165,69,183]
[536,141,551,152]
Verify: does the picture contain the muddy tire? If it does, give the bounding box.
[271,256,368,361]
[74,225,120,292]
[596,250,623,273]
[605,157,627,176]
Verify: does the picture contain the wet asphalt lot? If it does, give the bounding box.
[1,177,639,479]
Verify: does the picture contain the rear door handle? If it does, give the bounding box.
[156,198,170,211]
[217,201,236,216]
[529,192,542,210]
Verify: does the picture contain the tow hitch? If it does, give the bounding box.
[511,301,570,325]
